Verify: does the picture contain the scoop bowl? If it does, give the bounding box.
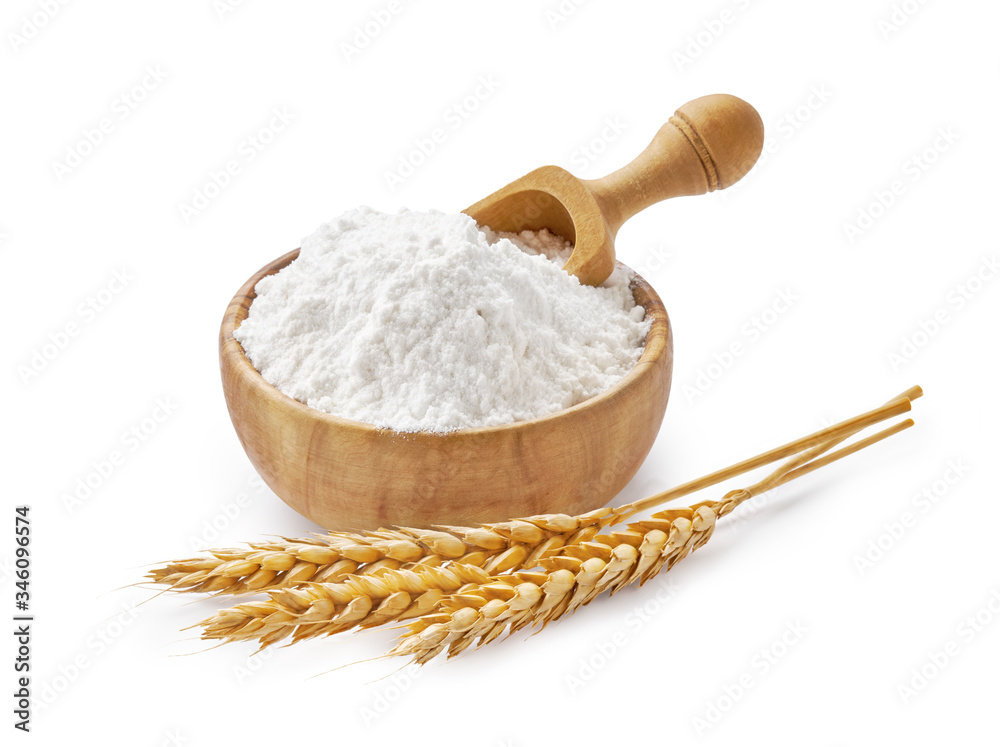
[465,93,764,286]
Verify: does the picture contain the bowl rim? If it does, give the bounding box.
[220,249,671,441]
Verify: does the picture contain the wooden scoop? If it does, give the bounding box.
[465,93,765,286]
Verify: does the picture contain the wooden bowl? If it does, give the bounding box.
[219,250,673,530]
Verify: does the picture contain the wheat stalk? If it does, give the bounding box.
[151,388,920,596]
[195,413,914,651]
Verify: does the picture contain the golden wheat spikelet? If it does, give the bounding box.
[196,562,494,648]
[389,418,913,665]
[194,413,914,652]
[152,388,919,597]
[148,508,616,595]
[194,501,720,650]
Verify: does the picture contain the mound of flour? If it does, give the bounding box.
[234,208,649,432]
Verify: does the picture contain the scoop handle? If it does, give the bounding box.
[583,94,764,235]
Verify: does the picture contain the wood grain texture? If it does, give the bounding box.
[219,251,672,531]
[465,93,764,287]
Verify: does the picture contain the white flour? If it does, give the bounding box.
[235,208,649,432]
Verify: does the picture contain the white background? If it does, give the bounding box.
[4,0,998,743]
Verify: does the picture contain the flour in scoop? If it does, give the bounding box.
[234,208,650,432]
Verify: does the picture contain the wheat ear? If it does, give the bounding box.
[195,562,494,648]
[150,388,918,596]
[146,509,615,595]
[388,418,914,664]
[195,413,914,651]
